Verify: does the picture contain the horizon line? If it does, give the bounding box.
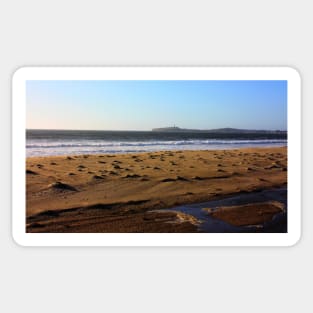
[26,127,288,132]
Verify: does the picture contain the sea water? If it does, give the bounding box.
[26,129,287,157]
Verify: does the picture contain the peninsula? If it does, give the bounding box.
[152,126,287,134]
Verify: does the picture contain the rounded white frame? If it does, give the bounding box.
[12,66,301,246]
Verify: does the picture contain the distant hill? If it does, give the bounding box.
[152,126,286,134]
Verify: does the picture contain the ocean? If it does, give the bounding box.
[26,129,287,157]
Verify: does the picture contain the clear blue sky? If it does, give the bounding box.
[26,80,287,131]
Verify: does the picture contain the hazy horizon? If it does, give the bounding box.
[26,80,287,131]
[26,126,287,131]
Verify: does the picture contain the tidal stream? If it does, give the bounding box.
[167,187,287,232]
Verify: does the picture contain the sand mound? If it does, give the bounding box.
[48,181,77,192]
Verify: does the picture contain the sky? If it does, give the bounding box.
[26,80,287,131]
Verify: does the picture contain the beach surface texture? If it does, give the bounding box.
[26,147,287,233]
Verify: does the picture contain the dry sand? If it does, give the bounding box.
[26,147,287,232]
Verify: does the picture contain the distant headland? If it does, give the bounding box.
[152,126,287,134]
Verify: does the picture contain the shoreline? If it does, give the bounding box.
[26,144,287,158]
[26,146,287,233]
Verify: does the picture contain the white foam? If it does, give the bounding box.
[26,139,287,157]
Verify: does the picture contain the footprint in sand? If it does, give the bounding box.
[160,177,176,182]
[160,176,188,182]
[123,174,141,179]
[193,176,207,180]
[26,169,38,175]
[92,175,105,180]
[109,171,118,175]
[113,164,122,169]
[264,164,280,170]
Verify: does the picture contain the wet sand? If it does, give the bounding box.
[207,201,284,227]
[26,147,287,232]
[165,187,287,233]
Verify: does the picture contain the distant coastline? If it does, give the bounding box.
[152,126,287,134]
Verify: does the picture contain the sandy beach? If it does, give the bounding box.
[26,146,287,232]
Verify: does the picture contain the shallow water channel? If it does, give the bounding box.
[167,187,287,233]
